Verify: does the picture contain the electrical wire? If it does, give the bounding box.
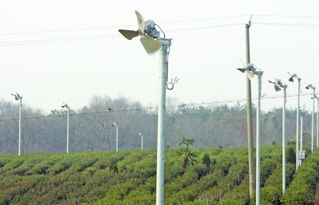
[0,23,245,47]
[255,14,319,19]
[2,21,319,47]
[0,34,119,47]
[0,15,249,37]
[0,92,314,122]
[167,23,244,32]
[254,22,319,28]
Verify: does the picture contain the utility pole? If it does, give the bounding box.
[156,39,170,205]
[282,86,287,193]
[288,74,301,169]
[12,93,22,156]
[139,132,144,150]
[112,122,119,152]
[18,98,22,156]
[312,88,316,152]
[268,79,287,193]
[256,71,263,205]
[317,97,319,148]
[245,21,255,197]
[306,84,315,153]
[62,103,70,154]
[296,78,301,167]
[118,11,172,205]
[300,116,303,152]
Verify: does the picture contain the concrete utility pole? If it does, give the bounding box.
[245,21,255,197]
[300,116,303,152]
[268,79,287,193]
[316,97,319,148]
[312,89,316,152]
[62,103,71,154]
[112,122,119,152]
[237,63,262,205]
[255,71,263,205]
[18,98,22,156]
[156,39,170,205]
[139,132,144,150]
[282,86,287,192]
[119,11,172,205]
[306,84,316,153]
[297,78,301,167]
[288,74,301,168]
[12,93,22,156]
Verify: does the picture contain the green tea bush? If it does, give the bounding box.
[282,150,319,204]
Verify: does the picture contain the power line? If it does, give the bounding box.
[161,15,250,24]
[0,25,134,37]
[254,22,319,28]
[255,14,319,19]
[0,23,245,47]
[167,23,244,32]
[2,14,319,37]
[0,15,249,37]
[0,34,119,47]
[0,92,314,122]
[2,20,319,47]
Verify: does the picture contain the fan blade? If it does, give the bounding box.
[274,85,281,91]
[237,68,246,73]
[140,36,162,54]
[246,70,255,79]
[288,76,294,82]
[118,29,139,40]
[135,11,145,33]
[268,80,275,84]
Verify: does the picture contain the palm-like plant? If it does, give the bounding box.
[179,137,196,168]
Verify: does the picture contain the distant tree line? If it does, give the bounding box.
[0,95,313,155]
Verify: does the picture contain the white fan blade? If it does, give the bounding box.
[246,70,255,79]
[140,36,162,54]
[274,85,281,91]
[135,11,145,33]
[118,29,139,40]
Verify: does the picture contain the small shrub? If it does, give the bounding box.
[202,153,211,168]
[286,146,296,163]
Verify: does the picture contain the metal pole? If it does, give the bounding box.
[282,87,286,193]
[116,124,119,152]
[317,97,319,148]
[141,134,144,150]
[18,98,22,156]
[312,88,315,153]
[245,23,255,197]
[256,72,263,205]
[66,108,70,154]
[296,78,300,168]
[301,116,303,151]
[156,40,170,205]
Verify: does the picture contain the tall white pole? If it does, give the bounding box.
[156,40,170,205]
[317,98,319,148]
[312,88,315,153]
[300,116,303,152]
[296,78,301,168]
[245,23,255,197]
[66,108,70,154]
[282,87,286,193]
[18,98,22,156]
[141,134,144,150]
[116,124,119,152]
[256,72,263,205]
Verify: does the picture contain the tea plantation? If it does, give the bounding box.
[0,145,319,205]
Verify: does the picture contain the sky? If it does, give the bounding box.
[0,0,319,113]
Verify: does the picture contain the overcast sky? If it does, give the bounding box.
[0,0,319,113]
